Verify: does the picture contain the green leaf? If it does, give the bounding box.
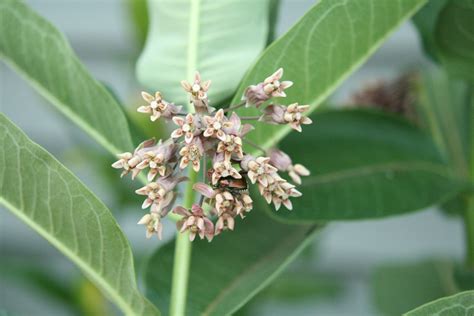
[415,69,473,215]
[0,114,159,316]
[0,0,134,154]
[412,0,448,62]
[231,0,427,149]
[267,109,464,222]
[435,0,474,82]
[145,199,319,316]
[136,0,272,105]
[404,291,474,316]
[372,260,456,316]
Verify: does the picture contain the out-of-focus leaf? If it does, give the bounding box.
[0,259,76,308]
[127,0,149,49]
[136,0,271,105]
[435,0,474,82]
[236,270,342,316]
[0,114,159,316]
[267,109,464,222]
[231,0,427,150]
[416,70,473,216]
[412,0,448,62]
[0,0,134,154]
[404,291,474,316]
[372,260,457,316]
[76,278,111,316]
[266,0,280,45]
[145,199,319,316]
[454,265,474,292]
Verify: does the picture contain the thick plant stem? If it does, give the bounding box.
[169,169,198,316]
[464,196,474,270]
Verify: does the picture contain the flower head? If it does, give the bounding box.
[114,68,310,242]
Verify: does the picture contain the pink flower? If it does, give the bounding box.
[138,91,169,121]
[171,113,201,144]
[259,179,302,210]
[136,139,177,181]
[181,71,213,113]
[135,176,185,213]
[241,156,280,187]
[203,109,233,141]
[215,212,235,235]
[244,68,293,106]
[179,138,204,172]
[269,149,310,185]
[211,160,242,185]
[137,212,163,239]
[111,139,156,179]
[174,204,214,241]
[261,103,312,132]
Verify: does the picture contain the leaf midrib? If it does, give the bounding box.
[186,0,200,112]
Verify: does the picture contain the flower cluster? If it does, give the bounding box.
[112,68,312,241]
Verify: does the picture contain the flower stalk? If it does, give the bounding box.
[169,169,197,316]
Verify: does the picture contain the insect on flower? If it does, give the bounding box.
[112,69,312,241]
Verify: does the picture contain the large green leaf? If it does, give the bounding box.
[412,0,448,62]
[416,70,473,216]
[0,0,133,154]
[231,0,427,149]
[0,114,159,316]
[435,0,474,82]
[404,291,474,316]
[145,199,319,315]
[136,0,272,105]
[267,109,464,222]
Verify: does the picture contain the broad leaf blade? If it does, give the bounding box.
[269,109,464,222]
[404,291,474,316]
[435,0,474,82]
[145,200,319,316]
[0,0,134,154]
[136,0,271,105]
[0,114,159,316]
[412,0,448,62]
[231,0,427,149]
[416,70,473,215]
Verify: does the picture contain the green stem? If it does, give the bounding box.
[169,169,198,316]
[464,196,474,270]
